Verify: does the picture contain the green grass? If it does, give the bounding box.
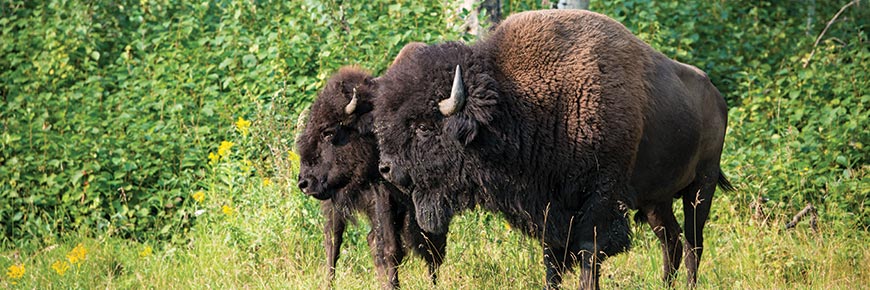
[2,174,868,288]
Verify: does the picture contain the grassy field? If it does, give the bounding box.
[2,179,868,289]
[1,0,867,288]
[3,120,869,288]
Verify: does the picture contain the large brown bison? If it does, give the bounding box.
[373,10,733,288]
[296,67,446,288]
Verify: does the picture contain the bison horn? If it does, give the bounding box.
[344,87,359,115]
[294,107,310,146]
[439,65,466,116]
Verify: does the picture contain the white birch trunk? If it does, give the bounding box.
[460,0,480,36]
[556,0,590,10]
[458,0,502,36]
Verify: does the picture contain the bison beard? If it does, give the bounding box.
[374,10,733,289]
[296,67,447,289]
[411,188,453,235]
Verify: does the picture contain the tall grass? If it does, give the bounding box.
[2,146,867,288]
[4,104,866,287]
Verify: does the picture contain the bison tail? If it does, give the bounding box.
[717,169,736,192]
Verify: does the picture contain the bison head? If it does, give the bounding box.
[296,67,379,201]
[373,42,501,234]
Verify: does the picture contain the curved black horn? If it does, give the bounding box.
[439,65,466,116]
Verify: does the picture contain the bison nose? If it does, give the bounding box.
[379,160,411,188]
[379,164,391,175]
[298,176,312,192]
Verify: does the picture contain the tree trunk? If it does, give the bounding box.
[556,0,590,10]
[806,0,816,35]
[460,0,479,35]
[481,0,502,25]
[459,0,502,36]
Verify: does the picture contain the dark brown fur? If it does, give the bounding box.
[296,67,446,289]
[373,10,733,289]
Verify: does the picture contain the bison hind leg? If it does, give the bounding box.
[679,166,722,288]
[544,246,577,289]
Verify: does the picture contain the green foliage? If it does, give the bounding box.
[0,0,464,247]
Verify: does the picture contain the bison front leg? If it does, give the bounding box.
[577,249,601,290]
[424,237,446,285]
[574,194,631,290]
[643,203,684,286]
[544,246,573,289]
[322,202,347,286]
[401,209,446,285]
[365,229,398,289]
[369,188,404,289]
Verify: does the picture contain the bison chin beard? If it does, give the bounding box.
[412,191,453,234]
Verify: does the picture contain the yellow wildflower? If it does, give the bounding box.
[139,246,153,258]
[288,150,300,163]
[51,261,69,276]
[218,141,234,158]
[288,150,301,173]
[192,191,205,203]
[208,152,219,164]
[241,159,253,173]
[67,243,88,265]
[222,205,234,216]
[262,177,272,187]
[235,116,252,136]
[6,263,24,282]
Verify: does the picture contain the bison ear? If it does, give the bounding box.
[346,77,376,134]
[444,113,479,146]
[354,112,374,135]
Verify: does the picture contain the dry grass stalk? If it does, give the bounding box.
[785,203,819,233]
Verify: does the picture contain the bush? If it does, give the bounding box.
[0,0,466,247]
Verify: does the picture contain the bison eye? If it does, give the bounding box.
[321,129,335,141]
[415,122,435,135]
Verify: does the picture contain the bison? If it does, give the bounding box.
[372,10,733,289]
[296,67,446,288]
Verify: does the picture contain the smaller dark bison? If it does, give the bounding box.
[296,67,446,288]
[373,10,733,289]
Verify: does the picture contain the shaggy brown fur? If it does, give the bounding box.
[296,67,446,289]
[373,10,732,289]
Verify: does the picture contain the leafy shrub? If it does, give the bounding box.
[0,0,466,247]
